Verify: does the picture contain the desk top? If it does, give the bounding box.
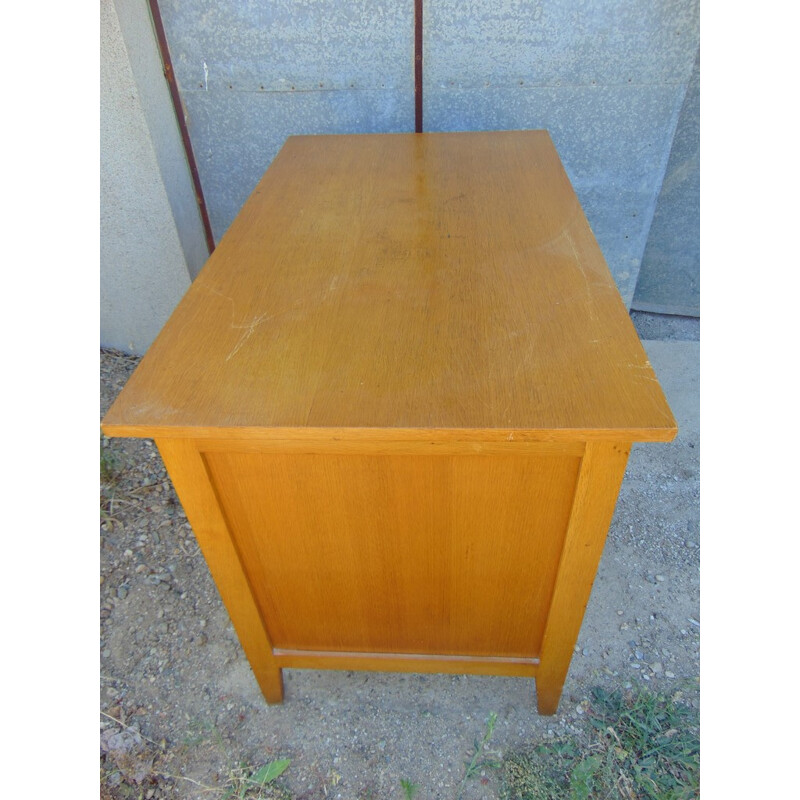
[103,131,676,443]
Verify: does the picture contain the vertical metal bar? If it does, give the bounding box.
[147,0,216,255]
[414,0,423,132]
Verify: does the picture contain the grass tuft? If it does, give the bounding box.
[457,711,499,800]
[502,685,699,800]
[221,759,292,800]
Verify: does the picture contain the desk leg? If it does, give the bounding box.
[156,438,284,704]
[535,441,630,715]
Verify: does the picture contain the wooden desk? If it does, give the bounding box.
[102,131,676,714]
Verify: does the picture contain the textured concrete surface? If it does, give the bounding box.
[423,0,700,306]
[633,48,700,315]
[423,83,685,304]
[180,89,412,246]
[159,0,415,242]
[114,0,209,279]
[100,0,192,354]
[631,310,699,341]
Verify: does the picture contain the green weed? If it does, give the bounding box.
[400,777,419,800]
[457,711,499,800]
[502,685,699,800]
[222,759,291,800]
[100,437,122,483]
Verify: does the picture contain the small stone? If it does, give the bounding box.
[651,662,663,673]
[117,586,128,600]
[617,610,624,616]
[655,575,665,582]
[645,574,657,584]
[665,671,675,678]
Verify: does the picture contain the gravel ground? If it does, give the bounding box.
[99,329,699,800]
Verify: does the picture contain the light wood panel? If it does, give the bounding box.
[272,650,539,678]
[202,449,582,659]
[155,438,284,703]
[535,441,631,714]
[102,131,676,443]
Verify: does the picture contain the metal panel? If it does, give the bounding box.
[182,89,411,244]
[423,0,700,307]
[158,0,415,241]
[154,0,700,310]
[423,83,685,304]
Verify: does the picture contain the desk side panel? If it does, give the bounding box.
[200,447,582,660]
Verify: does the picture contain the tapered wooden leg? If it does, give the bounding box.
[156,438,285,705]
[535,441,631,715]
[535,673,568,716]
[255,667,284,704]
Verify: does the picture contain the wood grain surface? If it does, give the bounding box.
[102,131,676,444]
[201,446,582,659]
[535,441,631,713]
[156,438,285,703]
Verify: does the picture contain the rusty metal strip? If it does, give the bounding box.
[414,0,423,132]
[147,0,216,255]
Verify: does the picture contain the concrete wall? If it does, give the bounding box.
[424,0,699,307]
[100,0,208,355]
[632,48,700,316]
